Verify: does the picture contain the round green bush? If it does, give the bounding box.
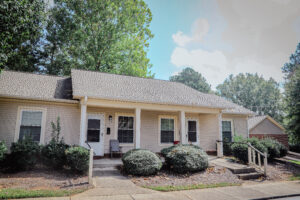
[122,149,162,176]
[0,141,7,161]
[41,140,69,169]
[161,144,202,157]
[65,146,89,174]
[163,145,208,174]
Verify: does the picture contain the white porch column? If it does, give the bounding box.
[217,113,223,157]
[135,108,141,149]
[80,96,88,147]
[180,110,186,144]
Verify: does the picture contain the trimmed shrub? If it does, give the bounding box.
[161,144,202,157]
[65,146,89,174]
[7,136,40,172]
[41,140,69,169]
[162,145,208,174]
[260,138,280,160]
[0,141,7,161]
[122,149,162,176]
[231,136,267,163]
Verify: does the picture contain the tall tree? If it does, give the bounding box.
[42,0,154,77]
[282,43,300,143]
[0,0,45,72]
[216,73,283,122]
[170,67,211,93]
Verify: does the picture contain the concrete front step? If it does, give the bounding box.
[93,167,121,177]
[229,167,257,174]
[93,163,122,168]
[237,172,264,180]
[93,159,122,169]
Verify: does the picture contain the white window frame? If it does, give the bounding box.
[186,118,199,145]
[222,118,234,142]
[158,115,177,146]
[14,106,47,145]
[115,113,135,146]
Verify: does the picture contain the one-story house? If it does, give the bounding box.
[248,115,288,147]
[0,70,254,156]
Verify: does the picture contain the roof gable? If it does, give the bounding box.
[248,115,284,131]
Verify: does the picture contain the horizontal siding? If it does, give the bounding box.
[223,114,248,138]
[0,100,80,150]
[199,114,219,151]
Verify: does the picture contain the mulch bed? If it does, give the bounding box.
[0,164,89,191]
[128,162,300,187]
[129,166,242,187]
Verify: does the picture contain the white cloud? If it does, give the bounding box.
[170,47,229,88]
[172,18,209,47]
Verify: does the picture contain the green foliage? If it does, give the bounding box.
[0,0,45,71]
[216,73,283,122]
[282,44,300,144]
[231,136,267,163]
[170,67,211,93]
[122,149,162,176]
[231,136,286,163]
[161,144,202,157]
[42,117,69,169]
[162,145,208,174]
[65,146,89,174]
[42,0,154,77]
[0,141,7,161]
[289,143,300,153]
[6,136,40,172]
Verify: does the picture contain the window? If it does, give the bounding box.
[118,116,134,143]
[188,120,197,142]
[19,111,43,142]
[222,121,232,142]
[87,119,100,142]
[160,118,174,143]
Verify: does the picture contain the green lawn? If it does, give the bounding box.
[289,160,300,166]
[143,182,241,192]
[0,188,87,199]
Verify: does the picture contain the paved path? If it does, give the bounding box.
[20,178,300,200]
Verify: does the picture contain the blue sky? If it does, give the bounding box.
[144,0,300,89]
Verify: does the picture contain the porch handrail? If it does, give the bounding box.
[247,142,267,177]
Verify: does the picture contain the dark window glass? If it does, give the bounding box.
[19,111,42,142]
[87,119,100,142]
[222,121,232,142]
[118,116,134,143]
[160,118,174,143]
[188,121,197,142]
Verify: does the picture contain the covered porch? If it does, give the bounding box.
[79,97,224,157]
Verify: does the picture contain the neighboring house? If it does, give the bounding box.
[248,115,288,147]
[0,70,253,157]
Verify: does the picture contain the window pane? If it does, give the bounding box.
[21,111,42,126]
[222,131,232,142]
[161,118,174,131]
[188,121,196,132]
[118,130,133,143]
[188,132,197,142]
[222,121,231,132]
[87,130,100,142]
[19,126,41,142]
[128,117,133,129]
[161,131,174,143]
[88,119,100,129]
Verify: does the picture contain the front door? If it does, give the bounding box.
[85,114,105,156]
[186,119,199,145]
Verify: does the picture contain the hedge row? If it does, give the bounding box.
[231,136,287,163]
[0,137,89,174]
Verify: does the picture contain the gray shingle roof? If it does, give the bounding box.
[71,69,253,114]
[0,70,77,103]
[248,115,267,130]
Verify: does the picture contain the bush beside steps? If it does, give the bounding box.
[122,149,162,176]
[161,144,209,174]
